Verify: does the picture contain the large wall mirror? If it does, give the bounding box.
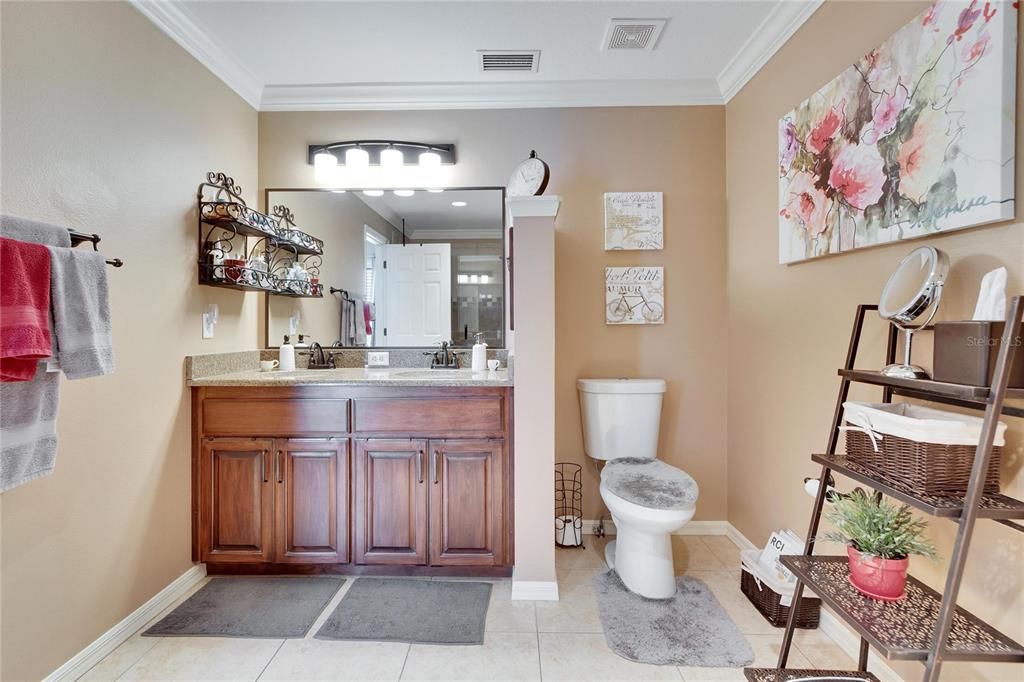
[265,188,506,348]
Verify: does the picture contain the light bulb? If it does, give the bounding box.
[381,147,404,169]
[419,151,441,168]
[363,189,384,197]
[313,150,337,183]
[451,201,467,207]
[330,190,347,194]
[481,275,489,284]
[314,150,338,170]
[346,147,369,169]
[393,189,415,197]
[427,188,444,193]
[457,274,469,284]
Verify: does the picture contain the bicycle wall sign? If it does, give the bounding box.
[605,266,664,325]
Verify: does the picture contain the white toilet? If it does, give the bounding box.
[578,378,698,599]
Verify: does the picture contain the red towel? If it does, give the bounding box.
[1,237,52,382]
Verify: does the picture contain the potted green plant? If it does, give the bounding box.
[825,489,937,601]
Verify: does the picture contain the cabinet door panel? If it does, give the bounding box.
[200,438,274,563]
[276,439,349,564]
[430,439,504,566]
[354,439,428,565]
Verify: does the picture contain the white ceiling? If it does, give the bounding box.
[131,0,823,110]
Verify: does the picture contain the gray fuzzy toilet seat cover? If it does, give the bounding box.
[602,458,699,510]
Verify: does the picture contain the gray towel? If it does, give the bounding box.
[1,214,72,248]
[0,371,60,492]
[0,214,68,492]
[48,247,114,379]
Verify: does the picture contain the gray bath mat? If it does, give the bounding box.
[316,578,492,645]
[593,571,754,667]
[143,577,344,638]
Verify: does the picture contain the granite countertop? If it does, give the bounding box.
[189,366,513,388]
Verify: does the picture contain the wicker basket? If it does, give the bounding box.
[740,569,820,629]
[844,430,1001,494]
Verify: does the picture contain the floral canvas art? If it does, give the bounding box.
[778,1,1016,264]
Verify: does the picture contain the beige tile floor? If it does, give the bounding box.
[81,535,858,681]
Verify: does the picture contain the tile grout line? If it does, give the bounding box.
[397,642,412,681]
[535,601,543,681]
[253,639,286,681]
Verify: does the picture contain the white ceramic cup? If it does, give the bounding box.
[487,359,500,372]
[260,360,280,372]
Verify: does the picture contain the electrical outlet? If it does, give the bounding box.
[367,351,389,367]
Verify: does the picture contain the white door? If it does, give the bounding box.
[375,243,451,347]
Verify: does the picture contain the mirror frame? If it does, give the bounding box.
[262,186,508,349]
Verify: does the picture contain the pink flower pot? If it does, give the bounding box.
[847,545,908,601]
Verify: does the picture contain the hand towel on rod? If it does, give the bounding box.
[1,214,72,248]
[352,297,367,346]
[0,215,68,493]
[0,237,53,382]
[48,247,114,379]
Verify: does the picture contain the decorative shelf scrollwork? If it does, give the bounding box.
[196,171,325,298]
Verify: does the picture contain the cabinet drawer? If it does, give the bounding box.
[203,399,349,436]
[353,397,503,435]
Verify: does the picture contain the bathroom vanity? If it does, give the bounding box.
[189,368,513,576]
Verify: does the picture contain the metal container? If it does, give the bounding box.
[933,321,1024,388]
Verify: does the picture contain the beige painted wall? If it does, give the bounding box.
[726,2,1024,680]
[0,2,259,679]
[265,191,400,346]
[259,107,729,522]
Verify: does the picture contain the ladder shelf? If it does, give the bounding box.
[759,296,1024,682]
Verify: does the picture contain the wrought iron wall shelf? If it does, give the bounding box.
[745,668,879,682]
[196,171,325,298]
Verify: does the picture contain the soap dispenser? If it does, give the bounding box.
[279,334,296,371]
[471,333,487,372]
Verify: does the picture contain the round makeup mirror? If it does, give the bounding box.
[878,245,949,379]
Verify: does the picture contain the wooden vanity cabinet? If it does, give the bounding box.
[276,438,349,564]
[197,436,349,565]
[199,437,275,563]
[192,385,513,575]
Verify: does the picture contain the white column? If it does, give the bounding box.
[507,195,561,601]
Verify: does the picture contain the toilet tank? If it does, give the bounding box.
[577,378,666,461]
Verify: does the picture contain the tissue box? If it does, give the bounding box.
[934,321,1024,388]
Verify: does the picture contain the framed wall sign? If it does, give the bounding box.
[604,192,663,250]
[606,266,664,325]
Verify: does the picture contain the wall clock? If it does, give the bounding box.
[507,150,549,197]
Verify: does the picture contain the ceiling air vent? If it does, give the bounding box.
[478,50,540,73]
[603,18,667,50]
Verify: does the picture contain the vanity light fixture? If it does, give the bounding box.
[363,189,384,197]
[451,201,468,207]
[393,189,415,197]
[308,141,455,189]
[457,274,469,284]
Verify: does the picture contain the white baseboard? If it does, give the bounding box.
[723,524,902,682]
[511,577,560,601]
[582,518,729,536]
[45,564,207,681]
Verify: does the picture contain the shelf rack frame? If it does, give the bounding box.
[767,296,1024,682]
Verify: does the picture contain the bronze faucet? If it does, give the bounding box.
[424,341,459,369]
[308,342,335,369]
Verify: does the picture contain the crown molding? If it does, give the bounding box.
[717,0,824,103]
[128,0,263,109]
[260,79,724,111]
